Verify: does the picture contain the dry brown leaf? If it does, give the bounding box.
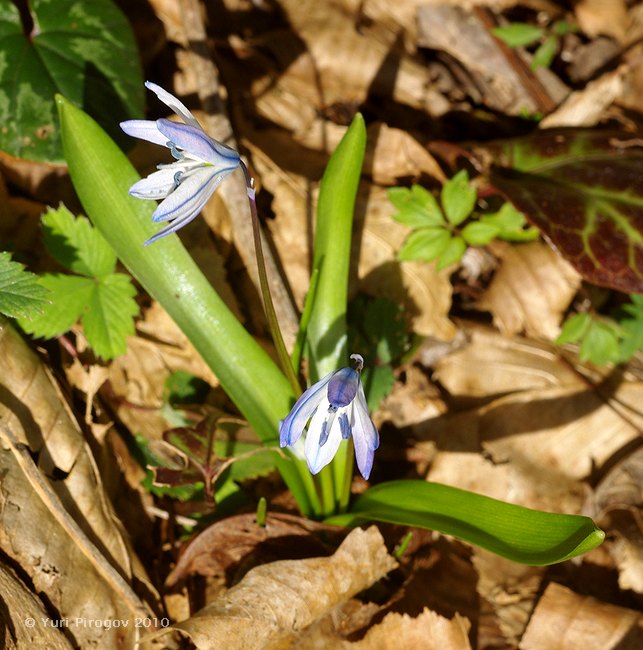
[574,0,629,43]
[427,450,588,515]
[472,550,543,647]
[378,364,446,430]
[539,68,626,128]
[251,0,446,148]
[166,512,344,587]
[347,608,471,650]
[166,527,397,650]
[520,582,643,649]
[433,325,582,398]
[106,301,219,441]
[0,319,159,648]
[417,5,568,115]
[64,358,110,425]
[477,241,581,339]
[0,562,74,649]
[593,447,643,593]
[364,123,446,185]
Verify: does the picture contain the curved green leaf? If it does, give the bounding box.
[0,0,143,161]
[326,480,604,565]
[307,113,366,380]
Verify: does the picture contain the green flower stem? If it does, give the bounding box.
[291,267,319,374]
[240,161,302,396]
[334,440,354,513]
[317,465,336,517]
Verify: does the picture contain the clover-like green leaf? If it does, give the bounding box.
[398,227,451,262]
[461,221,500,246]
[389,185,445,227]
[0,0,143,162]
[437,235,466,269]
[487,130,643,293]
[441,170,477,226]
[0,252,50,319]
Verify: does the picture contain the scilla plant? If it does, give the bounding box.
[56,84,604,565]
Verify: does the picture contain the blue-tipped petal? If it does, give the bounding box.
[151,167,228,224]
[157,119,240,168]
[351,383,379,480]
[304,401,345,474]
[120,119,168,147]
[145,81,202,130]
[129,167,179,200]
[279,372,334,447]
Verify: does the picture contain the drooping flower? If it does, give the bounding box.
[279,354,379,479]
[120,81,241,245]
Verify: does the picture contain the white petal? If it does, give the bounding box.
[157,119,240,169]
[120,119,168,147]
[304,401,345,474]
[279,371,334,447]
[151,167,229,224]
[129,167,179,200]
[351,384,379,480]
[145,81,202,130]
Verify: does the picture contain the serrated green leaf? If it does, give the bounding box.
[437,236,466,270]
[492,23,545,48]
[0,252,50,319]
[531,34,558,69]
[552,20,577,37]
[398,227,451,261]
[482,203,541,242]
[326,480,605,565]
[389,185,445,227]
[556,312,591,345]
[441,170,477,225]
[82,273,138,360]
[461,221,500,246]
[0,0,143,162]
[18,274,93,338]
[580,320,621,366]
[42,205,116,277]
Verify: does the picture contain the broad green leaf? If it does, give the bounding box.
[437,235,466,269]
[531,34,558,70]
[389,185,445,227]
[364,298,408,364]
[556,312,591,345]
[398,227,451,261]
[327,480,605,565]
[0,252,50,319]
[441,170,477,225]
[487,130,643,293]
[461,221,500,246]
[0,0,143,162]
[82,273,137,359]
[492,23,545,48]
[42,205,116,277]
[308,113,366,380]
[19,274,93,338]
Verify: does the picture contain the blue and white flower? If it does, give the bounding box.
[120,81,240,245]
[279,354,379,479]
